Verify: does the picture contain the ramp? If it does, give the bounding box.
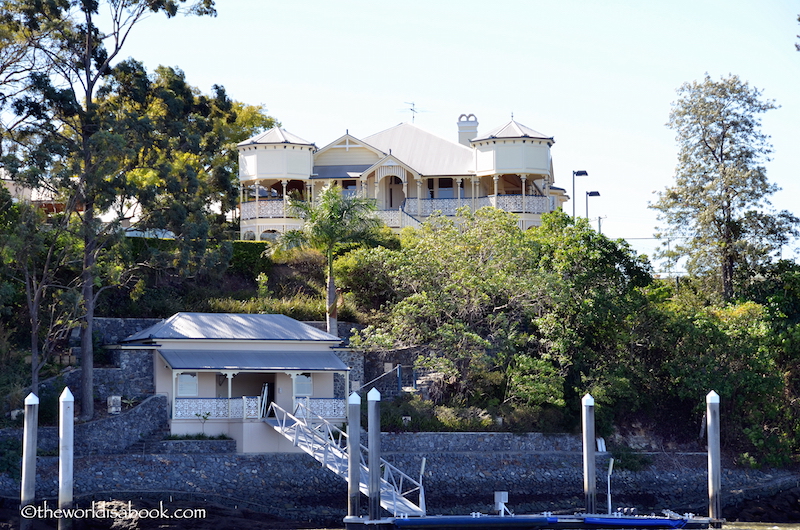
[265,401,425,517]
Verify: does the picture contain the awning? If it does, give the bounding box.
[158,349,349,372]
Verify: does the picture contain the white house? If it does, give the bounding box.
[238,114,568,240]
[121,312,353,453]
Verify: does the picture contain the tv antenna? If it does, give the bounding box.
[402,102,429,123]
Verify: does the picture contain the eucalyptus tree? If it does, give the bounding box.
[275,183,381,336]
[6,0,216,420]
[2,202,82,395]
[652,74,798,301]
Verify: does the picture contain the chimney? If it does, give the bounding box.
[457,113,478,146]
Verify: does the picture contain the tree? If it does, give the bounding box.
[1,201,81,394]
[275,183,381,336]
[5,0,216,420]
[652,74,798,301]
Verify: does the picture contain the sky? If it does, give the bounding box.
[113,0,800,272]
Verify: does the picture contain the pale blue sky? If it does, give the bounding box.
[118,0,800,270]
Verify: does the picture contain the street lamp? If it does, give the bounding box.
[586,191,600,219]
[572,170,588,217]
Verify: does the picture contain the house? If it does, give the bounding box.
[238,114,568,240]
[120,312,355,453]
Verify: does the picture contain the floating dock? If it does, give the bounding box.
[344,512,717,530]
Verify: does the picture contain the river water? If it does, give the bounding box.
[722,523,800,530]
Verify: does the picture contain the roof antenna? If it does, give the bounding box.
[511,112,514,120]
[405,102,418,123]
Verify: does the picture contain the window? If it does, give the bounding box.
[437,178,454,199]
[177,373,198,396]
[294,374,313,396]
[342,179,358,197]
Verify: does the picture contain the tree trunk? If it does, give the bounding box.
[326,252,338,337]
[79,206,96,421]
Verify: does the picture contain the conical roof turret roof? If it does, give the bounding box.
[238,127,314,147]
[471,120,553,142]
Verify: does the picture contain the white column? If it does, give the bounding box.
[58,388,74,530]
[582,393,596,514]
[456,178,462,209]
[521,175,527,213]
[281,180,288,217]
[347,392,362,518]
[367,388,381,520]
[21,393,39,514]
[707,391,721,520]
[416,180,423,216]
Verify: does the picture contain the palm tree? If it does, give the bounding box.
[275,183,381,336]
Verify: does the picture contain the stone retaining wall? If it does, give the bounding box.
[1,432,796,524]
[0,395,168,455]
[148,439,237,454]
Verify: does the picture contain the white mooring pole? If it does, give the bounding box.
[367,388,381,521]
[347,392,362,518]
[606,457,615,514]
[582,393,596,514]
[20,392,39,530]
[706,391,721,520]
[59,387,75,530]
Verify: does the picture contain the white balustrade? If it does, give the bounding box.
[174,397,261,419]
[294,397,347,419]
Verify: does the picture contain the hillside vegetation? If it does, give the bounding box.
[1,209,799,467]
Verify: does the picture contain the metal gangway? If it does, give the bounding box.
[265,401,425,517]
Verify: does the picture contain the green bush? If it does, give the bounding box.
[229,241,272,281]
[0,438,22,479]
[609,444,653,472]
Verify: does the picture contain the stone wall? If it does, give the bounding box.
[36,348,154,405]
[1,430,796,525]
[147,439,237,454]
[0,395,168,455]
[92,317,163,346]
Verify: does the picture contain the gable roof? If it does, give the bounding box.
[238,127,314,147]
[363,123,474,176]
[122,313,340,343]
[472,120,553,142]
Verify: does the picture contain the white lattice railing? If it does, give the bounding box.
[241,200,288,220]
[375,209,401,227]
[174,397,261,419]
[293,397,346,419]
[403,194,549,217]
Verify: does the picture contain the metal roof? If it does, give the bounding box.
[363,123,474,176]
[312,164,372,180]
[158,349,349,371]
[122,313,341,343]
[238,127,314,147]
[471,120,553,142]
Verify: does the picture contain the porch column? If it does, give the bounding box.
[472,178,478,212]
[492,175,499,207]
[171,371,178,419]
[521,175,527,213]
[281,180,288,217]
[255,178,260,219]
[374,178,380,207]
[456,178,462,209]
[416,180,422,216]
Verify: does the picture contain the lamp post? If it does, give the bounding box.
[572,170,588,218]
[586,191,600,219]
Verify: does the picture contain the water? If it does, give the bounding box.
[727,525,800,530]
